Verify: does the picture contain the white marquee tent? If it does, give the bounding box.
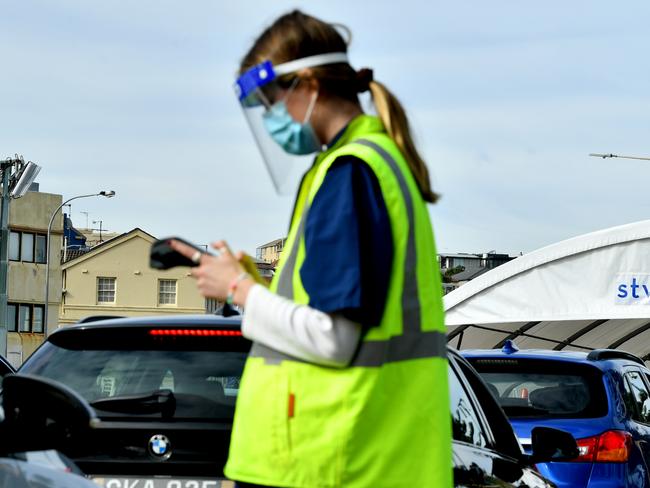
[445,220,650,362]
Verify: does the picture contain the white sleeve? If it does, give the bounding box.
[241,284,362,368]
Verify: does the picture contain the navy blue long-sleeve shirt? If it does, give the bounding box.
[299,156,393,329]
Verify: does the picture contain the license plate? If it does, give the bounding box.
[90,477,235,488]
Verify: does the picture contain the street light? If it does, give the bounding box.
[44,190,116,329]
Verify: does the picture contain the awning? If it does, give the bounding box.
[444,220,650,361]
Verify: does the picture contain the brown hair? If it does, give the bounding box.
[240,10,439,203]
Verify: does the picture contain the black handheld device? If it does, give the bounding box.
[149,236,215,270]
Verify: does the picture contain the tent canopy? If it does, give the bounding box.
[444,220,650,361]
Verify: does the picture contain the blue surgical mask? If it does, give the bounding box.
[262,92,321,155]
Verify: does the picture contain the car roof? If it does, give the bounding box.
[51,314,242,336]
[461,346,646,370]
[462,348,589,361]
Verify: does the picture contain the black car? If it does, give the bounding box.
[0,368,101,487]
[18,314,575,487]
[18,315,244,487]
[448,350,574,487]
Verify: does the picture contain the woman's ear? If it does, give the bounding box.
[296,68,320,92]
[306,76,320,92]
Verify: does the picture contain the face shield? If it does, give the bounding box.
[235,52,349,194]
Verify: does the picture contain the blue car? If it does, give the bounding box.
[463,342,650,488]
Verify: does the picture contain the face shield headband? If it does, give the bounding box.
[233,52,350,195]
[234,52,349,107]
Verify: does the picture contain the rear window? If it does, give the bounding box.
[468,358,607,419]
[19,327,250,421]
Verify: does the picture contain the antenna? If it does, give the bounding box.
[589,153,650,161]
[92,220,107,243]
[10,161,42,198]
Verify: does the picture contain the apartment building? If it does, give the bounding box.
[6,189,63,366]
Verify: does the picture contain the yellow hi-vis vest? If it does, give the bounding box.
[225,115,451,488]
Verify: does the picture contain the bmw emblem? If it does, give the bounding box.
[148,434,172,460]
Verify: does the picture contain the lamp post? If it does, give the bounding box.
[44,190,115,329]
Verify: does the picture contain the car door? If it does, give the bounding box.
[449,354,552,487]
[623,368,650,473]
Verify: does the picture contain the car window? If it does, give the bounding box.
[469,358,607,419]
[624,371,650,424]
[20,344,247,420]
[448,365,489,448]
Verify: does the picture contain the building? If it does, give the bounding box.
[6,189,63,367]
[439,252,516,294]
[59,228,205,325]
[256,238,286,265]
[63,212,87,250]
[77,227,120,247]
[255,259,275,281]
[254,238,516,297]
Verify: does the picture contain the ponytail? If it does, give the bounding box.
[369,80,439,204]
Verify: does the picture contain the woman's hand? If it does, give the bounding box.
[169,239,255,306]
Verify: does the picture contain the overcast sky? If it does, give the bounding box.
[2,1,650,256]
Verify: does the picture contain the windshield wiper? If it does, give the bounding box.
[90,389,176,417]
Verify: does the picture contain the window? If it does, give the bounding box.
[97,277,116,303]
[9,232,20,261]
[624,371,650,424]
[23,345,247,420]
[448,365,488,447]
[21,233,34,262]
[33,305,44,333]
[19,305,31,332]
[471,359,607,419]
[7,304,17,332]
[5,303,45,333]
[258,267,273,278]
[35,235,47,263]
[158,279,177,305]
[9,231,47,263]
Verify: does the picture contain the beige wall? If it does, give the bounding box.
[6,190,63,367]
[7,333,44,366]
[60,229,205,324]
[258,239,285,264]
[9,191,62,231]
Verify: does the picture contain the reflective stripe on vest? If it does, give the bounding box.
[251,138,445,367]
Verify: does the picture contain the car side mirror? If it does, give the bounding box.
[529,426,579,464]
[0,373,98,455]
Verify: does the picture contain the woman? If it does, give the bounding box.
[171,10,451,488]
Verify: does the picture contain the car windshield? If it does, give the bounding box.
[19,333,248,420]
[469,358,607,419]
